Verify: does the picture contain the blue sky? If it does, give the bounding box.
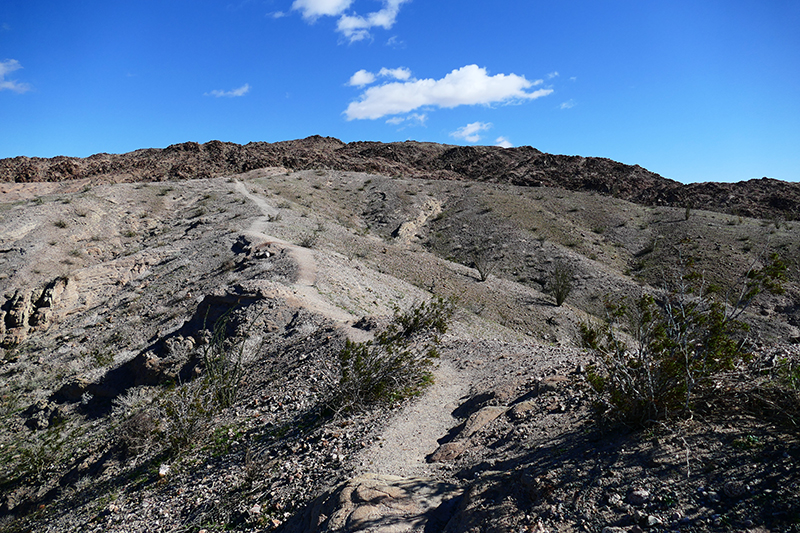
[1,1,798,183]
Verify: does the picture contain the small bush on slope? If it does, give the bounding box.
[333,297,454,412]
[582,253,786,427]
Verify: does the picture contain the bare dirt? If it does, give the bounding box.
[0,153,798,533]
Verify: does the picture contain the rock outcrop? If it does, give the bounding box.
[2,137,798,220]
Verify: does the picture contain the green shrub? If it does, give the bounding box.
[548,259,574,306]
[334,298,454,412]
[582,253,786,426]
[200,311,249,409]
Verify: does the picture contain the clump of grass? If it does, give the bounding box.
[53,220,68,229]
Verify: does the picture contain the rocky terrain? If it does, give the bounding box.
[0,142,798,533]
[2,137,799,221]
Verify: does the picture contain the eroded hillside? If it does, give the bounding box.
[0,166,798,532]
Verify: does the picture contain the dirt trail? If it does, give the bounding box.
[235,179,471,480]
[354,357,471,478]
[234,180,369,341]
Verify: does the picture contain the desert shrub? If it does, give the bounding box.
[548,259,574,306]
[160,382,213,453]
[200,311,249,409]
[333,297,454,412]
[152,311,255,454]
[582,253,786,426]
[471,244,498,282]
[117,410,159,457]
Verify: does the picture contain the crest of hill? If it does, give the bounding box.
[1,136,797,220]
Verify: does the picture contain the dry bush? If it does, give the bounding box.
[548,259,574,306]
[333,298,454,412]
[583,253,787,427]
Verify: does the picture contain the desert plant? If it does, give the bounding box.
[160,381,213,453]
[200,311,250,409]
[582,253,786,426]
[471,245,498,282]
[548,259,574,306]
[333,297,454,412]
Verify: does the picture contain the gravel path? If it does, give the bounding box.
[237,177,472,479]
[353,357,471,478]
[234,179,370,342]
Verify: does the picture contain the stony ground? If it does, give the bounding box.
[0,168,798,533]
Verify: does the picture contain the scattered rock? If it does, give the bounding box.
[460,406,508,439]
[428,441,467,463]
[281,473,462,533]
[627,488,651,506]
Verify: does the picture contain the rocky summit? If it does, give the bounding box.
[0,140,798,533]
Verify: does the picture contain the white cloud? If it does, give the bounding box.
[345,64,553,120]
[270,11,288,18]
[0,59,32,93]
[347,66,411,87]
[290,0,408,42]
[378,67,411,81]
[386,113,426,126]
[386,35,405,48]
[205,83,251,97]
[547,71,559,79]
[292,0,352,20]
[560,100,575,109]
[348,69,376,87]
[337,0,409,42]
[451,122,492,143]
[495,137,513,148]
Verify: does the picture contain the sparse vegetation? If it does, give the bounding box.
[582,253,787,426]
[333,298,454,412]
[548,259,574,306]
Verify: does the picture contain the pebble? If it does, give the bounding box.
[627,488,651,506]
[646,515,662,527]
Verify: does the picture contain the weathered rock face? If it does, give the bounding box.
[281,473,463,533]
[2,137,798,220]
[0,276,69,348]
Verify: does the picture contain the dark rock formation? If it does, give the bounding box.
[2,136,798,220]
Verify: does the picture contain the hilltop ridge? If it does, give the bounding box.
[2,136,798,220]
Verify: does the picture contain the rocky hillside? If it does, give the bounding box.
[2,136,798,220]
[0,150,798,532]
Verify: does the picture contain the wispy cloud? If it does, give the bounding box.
[386,113,426,127]
[495,136,513,148]
[348,66,411,87]
[292,0,408,42]
[450,121,492,143]
[560,99,575,109]
[547,71,559,79]
[292,0,352,20]
[345,64,553,120]
[205,83,251,97]
[336,0,409,42]
[0,59,32,94]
